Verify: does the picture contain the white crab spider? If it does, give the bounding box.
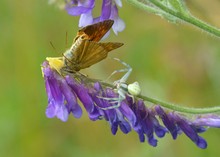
[98,58,141,110]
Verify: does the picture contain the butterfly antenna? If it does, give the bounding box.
[50,41,58,54]
[65,31,68,49]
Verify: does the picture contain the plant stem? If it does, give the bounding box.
[126,0,165,15]
[127,0,220,38]
[138,94,220,114]
[86,77,220,115]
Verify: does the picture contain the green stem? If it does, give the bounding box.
[126,0,165,15]
[127,0,220,38]
[139,94,220,114]
[85,77,220,115]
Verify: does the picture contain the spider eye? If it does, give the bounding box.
[127,82,141,96]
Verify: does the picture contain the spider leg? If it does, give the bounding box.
[113,58,132,83]
[105,58,133,83]
[96,89,126,110]
[127,93,135,104]
[97,96,123,102]
[98,103,121,110]
[96,98,122,110]
[106,68,131,82]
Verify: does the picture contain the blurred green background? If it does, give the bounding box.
[1,0,220,157]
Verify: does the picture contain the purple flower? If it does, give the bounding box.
[108,1,125,35]
[173,113,207,149]
[131,100,167,146]
[155,106,180,139]
[66,0,95,27]
[155,106,208,149]
[42,62,82,121]
[65,0,125,34]
[193,114,220,128]
[41,61,220,149]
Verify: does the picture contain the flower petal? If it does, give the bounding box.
[115,0,122,7]
[174,113,207,149]
[66,76,95,113]
[66,6,92,16]
[155,106,179,139]
[100,0,111,20]
[56,104,69,122]
[112,17,125,35]
[193,114,220,128]
[79,11,93,27]
[61,77,82,118]
[119,101,137,126]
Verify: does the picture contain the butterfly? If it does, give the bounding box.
[61,19,124,72]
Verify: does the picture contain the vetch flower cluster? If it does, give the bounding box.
[42,61,220,149]
[65,0,125,34]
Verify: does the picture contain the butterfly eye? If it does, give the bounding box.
[80,34,87,40]
[74,35,86,42]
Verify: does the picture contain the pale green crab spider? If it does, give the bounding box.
[97,58,141,110]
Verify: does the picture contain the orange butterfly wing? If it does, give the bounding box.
[74,41,123,70]
[74,20,114,42]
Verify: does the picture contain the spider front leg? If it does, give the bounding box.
[106,58,132,85]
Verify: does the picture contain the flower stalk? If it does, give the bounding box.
[84,76,220,115]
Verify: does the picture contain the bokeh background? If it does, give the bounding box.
[1,0,220,157]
